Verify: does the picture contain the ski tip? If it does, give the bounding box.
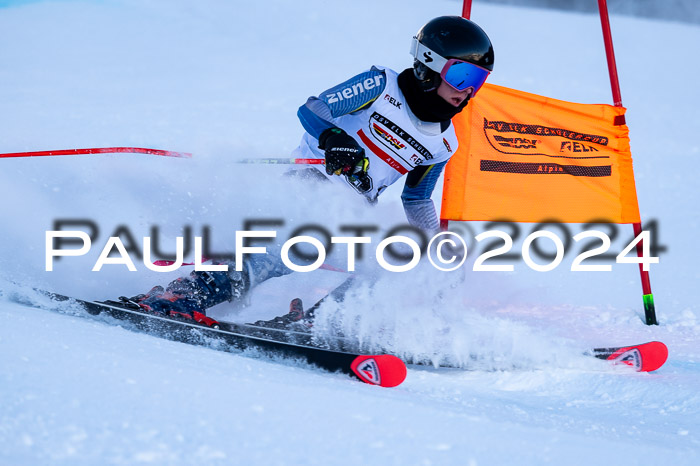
[350,355,407,388]
[607,341,669,372]
[638,341,669,372]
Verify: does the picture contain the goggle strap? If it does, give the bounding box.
[410,37,449,75]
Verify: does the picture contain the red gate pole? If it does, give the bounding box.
[462,0,473,19]
[440,0,474,232]
[440,0,478,233]
[598,0,657,325]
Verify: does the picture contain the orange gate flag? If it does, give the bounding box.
[441,83,641,224]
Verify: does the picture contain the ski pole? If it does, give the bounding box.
[0,147,191,159]
[237,158,324,165]
[152,258,347,273]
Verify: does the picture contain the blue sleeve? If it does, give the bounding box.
[297,100,335,139]
[297,67,387,139]
[400,161,448,235]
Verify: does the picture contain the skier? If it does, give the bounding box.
[134,16,494,319]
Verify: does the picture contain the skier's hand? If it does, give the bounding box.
[318,128,368,176]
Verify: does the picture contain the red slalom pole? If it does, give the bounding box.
[598,0,624,109]
[440,0,474,233]
[598,0,657,325]
[0,147,191,159]
[462,0,472,19]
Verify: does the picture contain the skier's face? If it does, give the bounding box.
[436,80,472,107]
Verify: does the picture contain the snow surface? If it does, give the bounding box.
[1,0,699,464]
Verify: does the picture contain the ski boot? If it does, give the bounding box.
[120,266,251,328]
[249,298,313,331]
[118,285,221,329]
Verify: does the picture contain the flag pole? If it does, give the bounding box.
[462,0,472,20]
[598,0,657,325]
[440,0,473,233]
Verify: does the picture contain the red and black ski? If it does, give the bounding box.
[29,290,407,388]
[591,341,668,372]
[18,288,666,383]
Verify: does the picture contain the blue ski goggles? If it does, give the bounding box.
[410,38,491,94]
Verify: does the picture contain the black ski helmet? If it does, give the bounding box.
[412,16,494,89]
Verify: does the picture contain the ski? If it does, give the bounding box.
[28,290,408,388]
[591,341,668,372]
[248,296,670,373]
[17,288,668,380]
[249,305,670,372]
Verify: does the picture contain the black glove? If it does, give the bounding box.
[318,128,368,176]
